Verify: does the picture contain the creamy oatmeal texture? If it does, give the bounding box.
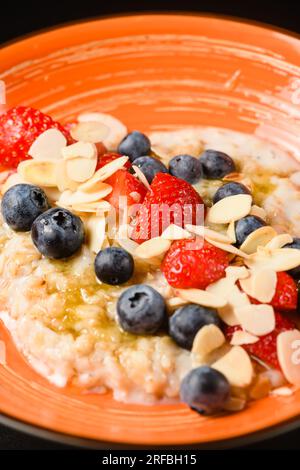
[0,124,299,405]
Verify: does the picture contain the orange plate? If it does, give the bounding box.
[1,14,300,448]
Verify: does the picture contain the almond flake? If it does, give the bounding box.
[55,160,79,192]
[135,237,171,259]
[161,224,192,240]
[265,234,293,250]
[221,287,250,326]
[70,121,109,143]
[225,266,249,282]
[239,268,277,303]
[1,172,25,194]
[116,237,139,256]
[207,194,252,224]
[176,288,227,309]
[205,237,250,259]
[277,330,300,386]
[239,226,277,255]
[245,247,300,272]
[250,205,267,220]
[18,160,57,187]
[212,346,253,388]
[192,324,225,360]
[62,141,97,161]
[72,201,111,214]
[227,220,236,243]
[235,304,275,336]
[85,214,106,253]
[223,397,246,412]
[66,157,97,183]
[271,386,294,397]
[166,297,188,309]
[28,129,67,161]
[57,185,112,206]
[79,156,129,192]
[132,165,152,191]
[185,224,232,244]
[230,331,259,346]
[78,112,127,150]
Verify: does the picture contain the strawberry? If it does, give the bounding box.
[131,173,205,242]
[161,237,229,289]
[96,152,131,171]
[105,169,147,210]
[225,312,295,369]
[0,106,71,169]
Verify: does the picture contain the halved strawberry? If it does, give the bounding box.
[96,152,131,171]
[105,169,147,210]
[225,312,295,369]
[0,106,71,169]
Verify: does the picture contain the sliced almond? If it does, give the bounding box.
[62,141,97,161]
[212,346,253,388]
[176,288,227,309]
[28,129,67,161]
[18,160,57,187]
[230,331,259,346]
[225,266,249,282]
[166,297,188,310]
[78,112,127,150]
[207,194,252,224]
[79,156,129,192]
[250,205,267,220]
[70,121,109,143]
[55,159,79,192]
[239,226,277,255]
[132,165,152,191]
[192,324,225,360]
[66,157,97,183]
[239,268,277,303]
[186,224,232,244]
[227,220,236,243]
[85,214,106,253]
[245,247,300,272]
[72,201,111,214]
[205,237,250,259]
[235,304,275,336]
[277,330,300,386]
[1,172,26,194]
[161,224,192,240]
[116,236,139,256]
[135,237,171,259]
[271,386,294,397]
[265,234,293,250]
[57,184,112,206]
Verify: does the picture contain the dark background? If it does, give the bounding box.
[0,0,300,451]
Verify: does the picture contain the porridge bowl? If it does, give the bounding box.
[0,13,300,447]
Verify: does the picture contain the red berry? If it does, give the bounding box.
[131,173,205,242]
[225,312,295,369]
[96,152,131,171]
[105,169,147,210]
[0,106,71,169]
[161,237,229,289]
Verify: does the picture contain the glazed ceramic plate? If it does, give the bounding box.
[1,13,300,448]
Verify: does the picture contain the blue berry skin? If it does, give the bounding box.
[118,131,151,162]
[133,156,168,183]
[31,208,85,259]
[94,247,134,285]
[200,149,236,179]
[117,284,167,335]
[180,366,230,415]
[169,154,203,184]
[213,182,251,204]
[235,215,267,247]
[169,304,222,350]
[284,238,300,278]
[1,184,50,232]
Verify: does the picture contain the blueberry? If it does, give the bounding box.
[1,184,50,232]
[118,131,151,162]
[94,247,134,285]
[169,304,222,350]
[284,237,300,278]
[31,208,85,259]
[117,284,167,335]
[235,215,267,247]
[213,182,251,204]
[168,154,203,184]
[180,366,230,415]
[133,156,168,183]
[200,149,236,179]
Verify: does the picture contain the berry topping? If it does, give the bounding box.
[104,169,147,210]
[94,247,134,286]
[213,182,251,204]
[169,304,222,350]
[168,154,203,184]
[0,106,71,169]
[235,215,267,246]
[118,131,151,162]
[1,184,50,232]
[180,366,230,415]
[225,312,295,369]
[162,238,229,289]
[133,156,168,184]
[131,173,205,243]
[116,284,167,335]
[284,237,300,278]
[199,149,236,179]
[96,152,131,171]
[31,208,85,259]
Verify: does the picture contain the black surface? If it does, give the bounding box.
[0,0,300,450]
